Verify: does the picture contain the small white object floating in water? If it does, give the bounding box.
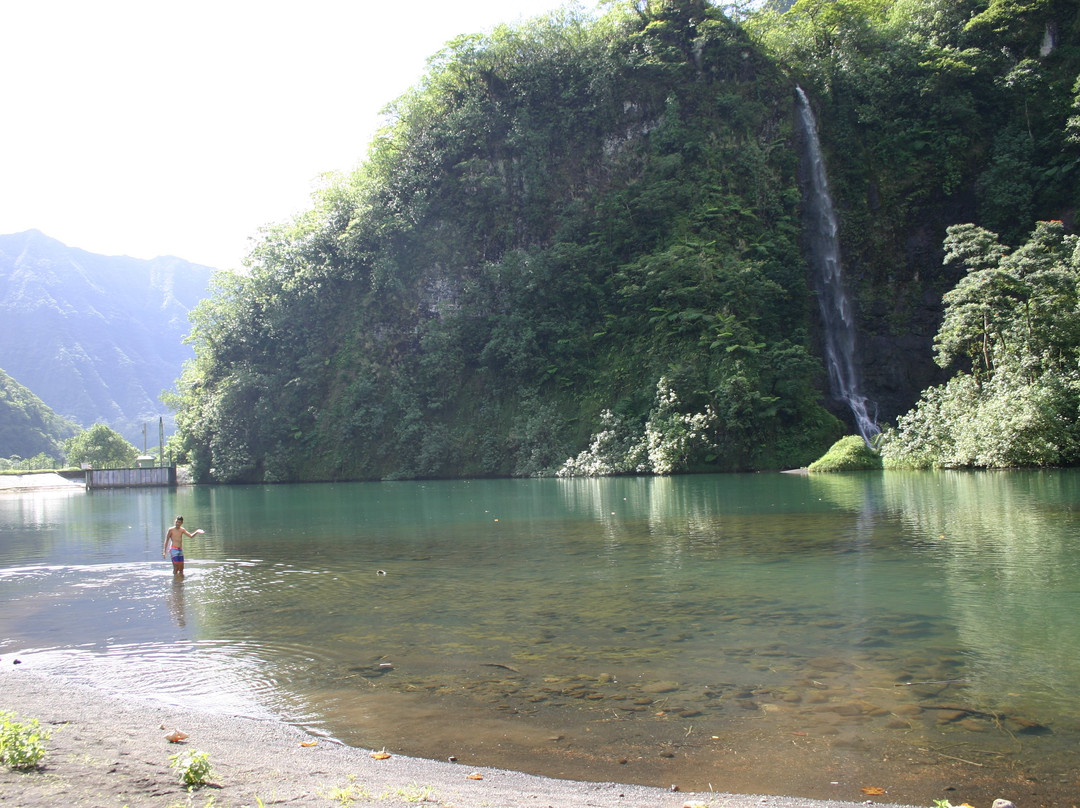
[376,569,387,575]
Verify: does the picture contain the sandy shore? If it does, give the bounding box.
[0,662,927,808]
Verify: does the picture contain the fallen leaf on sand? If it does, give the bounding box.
[370,751,392,760]
[300,741,318,747]
[467,772,484,780]
[861,787,887,796]
[165,730,188,743]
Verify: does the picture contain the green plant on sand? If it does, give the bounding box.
[381,783,439,802]
[0,710,50,769]
[169,748,214,787]
[321,774,372,806]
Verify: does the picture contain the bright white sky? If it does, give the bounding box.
[1,0,584,270]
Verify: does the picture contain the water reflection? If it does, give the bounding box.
[2,474,1079,805]
[879,471,1080,723]
[167,576,187,627]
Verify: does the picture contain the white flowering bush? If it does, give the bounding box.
[559,377,720,476]
[557,409,648,476]
[644,377,719,474]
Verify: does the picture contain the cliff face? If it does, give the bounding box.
[171,1,1080,482]
[775,0,1080,429]
[174,5,845,483]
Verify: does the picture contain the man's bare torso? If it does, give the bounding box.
[166,526,186,548]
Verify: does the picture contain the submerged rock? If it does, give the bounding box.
[641,681,680,694]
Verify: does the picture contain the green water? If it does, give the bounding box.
[3,472,1080,805]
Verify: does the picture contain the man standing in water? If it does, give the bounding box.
[163,516,204,576]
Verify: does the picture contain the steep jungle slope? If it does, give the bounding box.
[174,0,1080,483]
[0,367,79,461]
[174,1,842,483]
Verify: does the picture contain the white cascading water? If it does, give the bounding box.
[795,86,879,444]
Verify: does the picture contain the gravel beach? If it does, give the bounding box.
[0,662,927,808]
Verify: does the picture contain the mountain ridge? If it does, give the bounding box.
[0,366,80,460]
[0,229,215,445]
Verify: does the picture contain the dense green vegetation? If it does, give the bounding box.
[752,0,1080,468]
[0,368,78,465]
[171,0,1080,482]
[880,220,1080,467]
[173,1,841,482]
[749,0,1080,417]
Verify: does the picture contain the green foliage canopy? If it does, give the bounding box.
[746,0,1080,308]
[880,220,1080,468]
[63,424,139,468]
[935,221,1080,376]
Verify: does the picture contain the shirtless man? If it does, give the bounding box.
[162,516,204,576]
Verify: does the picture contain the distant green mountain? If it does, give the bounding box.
[0,230,215,444]
[0,367,79,460]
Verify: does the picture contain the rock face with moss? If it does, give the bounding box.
[170,1,1080,483]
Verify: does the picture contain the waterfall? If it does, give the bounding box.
[795,86,879,443]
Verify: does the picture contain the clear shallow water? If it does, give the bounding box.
[2,472,1080,805]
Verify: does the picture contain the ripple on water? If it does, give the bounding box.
[13,640,321,725]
